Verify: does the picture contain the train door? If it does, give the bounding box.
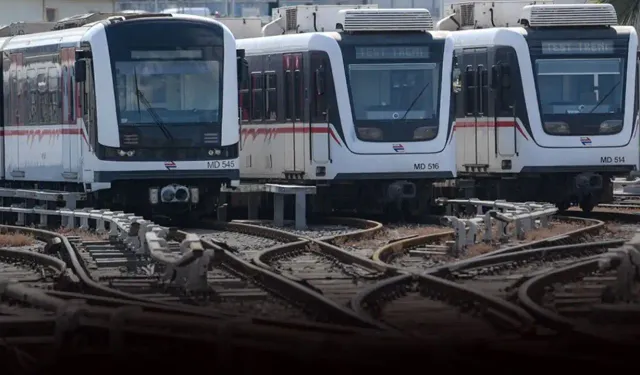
[461,48,490,168]
[283,53,304,173]
[6,53,22,180]
[310,52,330,164]
[61,48,80,180]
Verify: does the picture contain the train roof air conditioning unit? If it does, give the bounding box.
[520,4,618,28]
[336,8,434,32]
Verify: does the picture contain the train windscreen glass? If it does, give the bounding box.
[114,47,223,125]
[342,44,444,143]
[530,38,628,136]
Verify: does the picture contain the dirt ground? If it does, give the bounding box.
[0,232,35,247]
[598,223,638,242]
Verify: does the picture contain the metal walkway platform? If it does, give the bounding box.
[220,183,316,229]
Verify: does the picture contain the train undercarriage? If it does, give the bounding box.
[453,172,615,213]
[225,178,446,221]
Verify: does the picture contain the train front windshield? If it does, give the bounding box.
[105,20,225,147]
[340,42,445,143]
[114,48,222,125]
[529,38,629,136]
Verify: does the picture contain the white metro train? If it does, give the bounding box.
[0,12,243,219]
[233,6,456,216]
[437,2,639,212]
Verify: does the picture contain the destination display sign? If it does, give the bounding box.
[355,46,430,59]
[131,49,203,60]
[541,40,614,55]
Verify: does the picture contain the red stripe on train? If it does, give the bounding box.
[1,128,90,146]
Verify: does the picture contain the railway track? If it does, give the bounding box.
[239,217,382,240]
[71,222,370,324]
[76,235,309,319]
[518,246,640,342]
[429,240,623,307]
[0,215,377,327]
[372,217,606,273]
[0,243,72,317]
[249,217,392,308]
[351,272,534,339]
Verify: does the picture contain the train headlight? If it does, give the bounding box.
[543,121,570,134]
[148,188,159,205]
[126,150,135,157]
[190,187,199,203]
[357,127,383,141]
[161,187,175,202]
[174,187,189,202]
[117,149,127,157]
[413,126,438,141]
[599,120,623,134]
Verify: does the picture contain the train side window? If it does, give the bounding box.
[251,72,264,121]
[11,55,23,126]
[2,55,10,126]
[264,71,277,121]
[239,70,250,122]
[26,68,37,125]
[294,69,302,121]
[464,65,475,116]
[478,66,488,115]
[284,69,292,121]
[0,59,4,126]
[48,66,61,124]
[36,68,47,124]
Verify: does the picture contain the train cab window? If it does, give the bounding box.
[635,57,639,123]
[61,49,76,125]
[313,66,327,122]
[494,47,516,115]
[85,59,98,145]
[251,72,264,121]
[264,71,277,121]
[239,71,250,122]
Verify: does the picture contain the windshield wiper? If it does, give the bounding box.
[133,68,174,141]
[400,82,431,121]
[589,81,621,114]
